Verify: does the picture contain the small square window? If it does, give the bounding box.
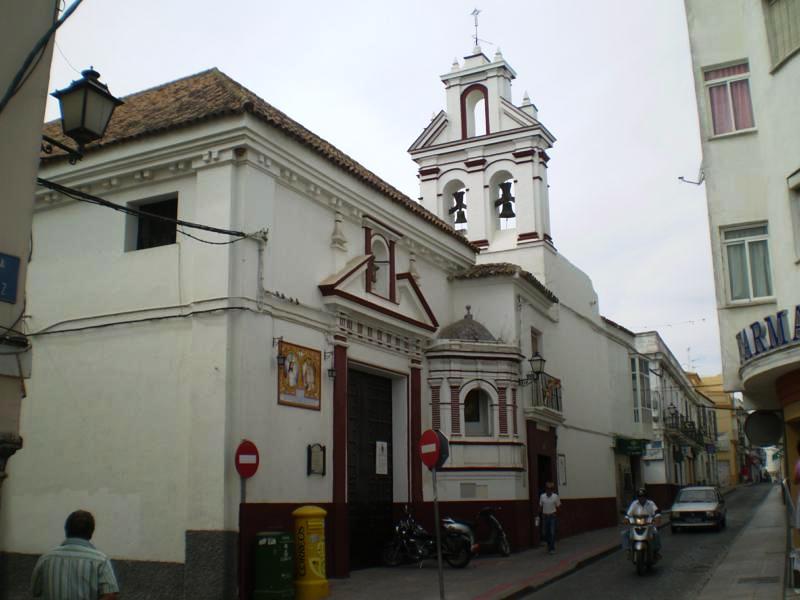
[127,196,178,251]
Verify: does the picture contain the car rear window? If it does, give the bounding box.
[676,489,716,503]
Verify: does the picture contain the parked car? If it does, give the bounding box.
[669,486,727,532]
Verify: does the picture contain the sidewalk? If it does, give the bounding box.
[330,485,788,600]
[695,483,786,600]
[329,522,625,600]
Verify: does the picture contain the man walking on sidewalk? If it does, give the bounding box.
[539,481,561,555]
[31,510,119,600]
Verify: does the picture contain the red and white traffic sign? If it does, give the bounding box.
[235,439,260,479]
[419,429,449,470]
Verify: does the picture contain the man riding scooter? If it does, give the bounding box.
[622,488,662,560]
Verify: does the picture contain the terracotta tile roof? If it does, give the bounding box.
[41,68,478,251]
[453,263,558,304]
[601,316,636,337]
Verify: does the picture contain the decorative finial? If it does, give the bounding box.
[494,47,503,61]
[465,305,473,319]
[522,91,531,105]
[451,57,460,71]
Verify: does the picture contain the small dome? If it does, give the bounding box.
[438,306,495,342]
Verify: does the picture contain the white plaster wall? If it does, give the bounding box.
[685,0,800,397]
[29,176,194,328]
[0,1,56,347]
[0,321,192,562]
[557,428,616,500]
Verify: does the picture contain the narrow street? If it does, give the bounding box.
[522,484,776,600]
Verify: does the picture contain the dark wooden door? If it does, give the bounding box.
[348,369,393,569]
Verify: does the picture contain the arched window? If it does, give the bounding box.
[464,388,491,436]
[461,85,489,138]
[490,171,516,230]
[442,180,468,232]
[370,236,390,297]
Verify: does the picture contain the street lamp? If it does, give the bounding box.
[519,352,546,386]
[42,68,123,163]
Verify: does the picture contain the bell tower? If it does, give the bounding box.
[409,45,556,256]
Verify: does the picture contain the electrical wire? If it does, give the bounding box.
[177,228,246,246]
[0,0,84,116]
[36,177,249,241]
[29,305,255,337]
[54,40,81,74]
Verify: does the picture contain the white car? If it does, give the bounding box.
[669,486,727,532]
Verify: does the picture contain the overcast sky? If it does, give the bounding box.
[45,0,720,375]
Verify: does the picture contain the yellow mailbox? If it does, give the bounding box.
[292,505,328,600]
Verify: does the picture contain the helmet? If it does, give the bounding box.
[636,487,647,497]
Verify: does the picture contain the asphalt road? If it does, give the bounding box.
[522,483,775,600]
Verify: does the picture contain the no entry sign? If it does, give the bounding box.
[235,439,260,479]
[419,429,449,470]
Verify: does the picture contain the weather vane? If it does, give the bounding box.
[471,8,481,47]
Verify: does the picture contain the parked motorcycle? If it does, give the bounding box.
[472,506,511,556]
[626,514,660,575]
[382,507,475,568]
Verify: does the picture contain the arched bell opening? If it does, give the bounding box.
[442,179,469,232]
[489,170,516,231]
[461,84,490,138]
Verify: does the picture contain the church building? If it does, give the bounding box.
[0,44,682,599]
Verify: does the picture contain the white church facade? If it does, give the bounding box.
[0,46,698,599]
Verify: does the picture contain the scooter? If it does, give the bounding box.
[626,514,660,575]
[472,506,511,556]
[382,506,476,568]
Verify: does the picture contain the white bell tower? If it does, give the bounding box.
[409,45,556,256]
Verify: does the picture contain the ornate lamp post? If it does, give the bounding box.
[42,68,123,163]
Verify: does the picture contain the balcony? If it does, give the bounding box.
[523,372,564,426]
[664,411,707,448]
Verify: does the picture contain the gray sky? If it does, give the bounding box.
[46,0,720,375]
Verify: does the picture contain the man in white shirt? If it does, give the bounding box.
[538,481,561,554]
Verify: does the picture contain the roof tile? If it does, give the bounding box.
[42,68,477,251]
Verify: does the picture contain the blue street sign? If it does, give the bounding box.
[0,253,21,304]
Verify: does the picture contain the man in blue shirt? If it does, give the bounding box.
[31,510,119,600]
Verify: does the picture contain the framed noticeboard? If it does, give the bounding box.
[278,341,321,410]
[557,453,567,486]
[307,443,326,476]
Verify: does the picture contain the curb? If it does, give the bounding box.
[496,520,673,599]
[497,542,621,600]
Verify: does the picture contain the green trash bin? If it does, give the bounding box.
[253,531,295,600]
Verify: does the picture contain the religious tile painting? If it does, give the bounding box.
[278,341,321,410]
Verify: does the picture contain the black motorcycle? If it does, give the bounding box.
[382,507,474,568]
[472,506,511,556]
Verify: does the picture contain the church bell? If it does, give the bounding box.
[449,190,468,224]
[495,181,516,219]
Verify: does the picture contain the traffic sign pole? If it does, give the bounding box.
[432,467,445,600]
[235,439,260,504]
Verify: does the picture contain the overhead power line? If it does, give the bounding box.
[0,0,84,116]
[36,177,249,243]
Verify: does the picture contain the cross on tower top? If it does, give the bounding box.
[471,9,481,50]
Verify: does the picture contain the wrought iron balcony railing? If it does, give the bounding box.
[532,372,562,413]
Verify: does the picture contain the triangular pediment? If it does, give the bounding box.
[499,98,539,130]
[319,257,438,332]
[408,110,450,152]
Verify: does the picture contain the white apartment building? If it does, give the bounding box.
[683,1,800,467]
[635,332,718,510]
